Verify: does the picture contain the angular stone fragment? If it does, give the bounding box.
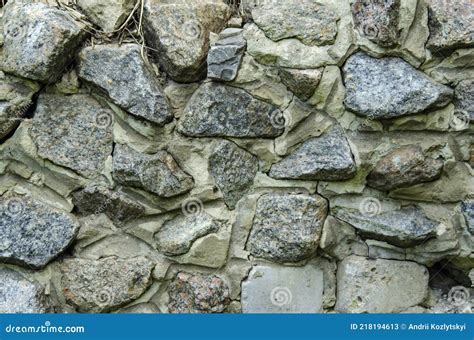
[168,272,230,313]
[426,0,474,51]
[143,0,231,82]
[2,2,86,82]
[209,140,258,209]
[279,68,323,101]
[343,53,453,119]
[269,128,356,181]
[0,195,80,268]
[78,44,172,125]
[332,206,438,247]
[31,94,113,178]
[241,264,323,313]
[155,212,221,256]
[461,201,474,234]
[0,74,40,140]
[112,144,194,197]
[251,2,338,46]
[367,145,444,191]
[177,82,283,138]
[72,184,145,224]
[247,193,328,263]
[207,28,246,81]
[351,0,400,47]
[61,257,154,313]
[0,268,51,313]
[335,256,429,313]
[77,0,135,32]
[454,79,474,122]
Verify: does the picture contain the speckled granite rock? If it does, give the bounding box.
[332,206,438,247]
[72,184,145,224]
[61,257,154,313]
[247,193,328,263]
[155,213,221,256]
[343,53,453,119]
[112,144,194,197]
[168,272,230,313]
[143,0,230,82]
[177,82,283,138]
[367,145,444,191]
[269,128,356,181]
[1,2,86,82]
[336,256,429,313]
[78,44,172,125]
[0,195,80,268]
[454,79,474,122]
[351,0,400,47]
[31,94,114,178]
[77,0,135,32]
[209,140,258,209]
[426,0,474,51]
[207,28,246,81]
[0,268,51,313]
[251,2,338,46]
[278,68,323,101]
[461,201,474,234]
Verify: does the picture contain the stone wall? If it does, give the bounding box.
[0,0,472,314]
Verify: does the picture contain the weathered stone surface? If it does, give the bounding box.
[335,256,429,313]
[31,94,114,178]
[72,184,145,224]
[177,82,283,138]
[112,144,194,197]
[247,193,328,263]
[367,145,444,191]
[269,128,356,181]
[343,53,453,119]
[78,44,172,125]
[155,213,221,256]
[61,257,154,313]
[209,140,258,209]
[251,2,338,46]
[1,2,85,82]
[426,0,474,51]
[0,195,80,268]
[77,0,135,32]
[454,79,474,122]
[242,264,323,313]
[0,74,40,140]
[279,68,323,101]
[0,268,51,313]
[208,28,246,81]
[332,206,438,247]
[168,272,230,313]
[462,201,474,234]
[143,0,230,82]
[351,0,400,47]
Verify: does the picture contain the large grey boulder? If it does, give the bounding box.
[269,128,356,181]
[0,74,40,140]
[207,28,246,81]
[366,145,444,191]
[0,268,51,313]
[0,195,80,268]
[332,206,439,247]
[177,82,283,138]
[78,44,172,125]
[112,144,194,197]
[1,2,86,82]
[31,94,114,178]
[426,0,474,51]
[278,68,323,101]
[343,53,453,119]
[143,0,231,82]
[155,213,221,256]
[60,257,154,313]
[247,193,328,263]
[77,0,135,32]
[351,0,400,47]
[241,264,323,313]
[251,2,338,46]
[168,272,231,313]
[335,256,429,313]
[209,140,258,209]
